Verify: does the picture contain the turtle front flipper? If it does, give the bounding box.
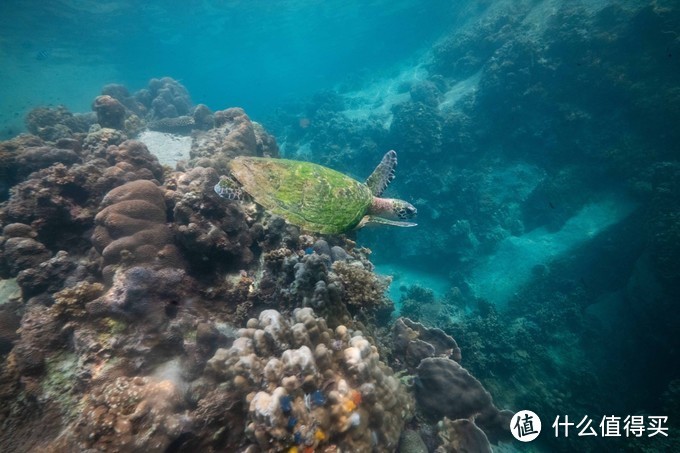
[214,177,244,200]
[365,150,398,197]
[358,215,417,229]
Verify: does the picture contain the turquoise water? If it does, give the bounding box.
[0,0,457,136]
[1,0,679,451]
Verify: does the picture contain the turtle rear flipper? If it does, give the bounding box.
[366,150,397,197]
[214,177,244,201]
[358,215,417,229]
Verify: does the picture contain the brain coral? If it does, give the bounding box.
[92,180,181,279]
[204,307,413,452]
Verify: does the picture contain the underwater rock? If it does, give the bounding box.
[409,80,443,107]
[93,95,127,130]
[1,236,51,276]
[415,357,511,442]
[192,103,214,130]
[13,303,68,376]
[415,357,492,420]
[87,266,187,325]
[435,418,492,453]
[16,250,76,300]
[392,317,461,370]
[389,100,443,156]
[203,307,413,452]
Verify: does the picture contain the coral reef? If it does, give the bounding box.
[141,77,192,120]
[92,179,181,280]
[435,418,491,453]
[392,317,461,370]
[189,107,279,174]
[72,375,190,452]
[92,95,127,130]
[166,166,256,271]
[24,105,94,142]
[202,307,413,451]
[0,78,514,453]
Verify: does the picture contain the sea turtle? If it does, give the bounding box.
[214,150,417,234]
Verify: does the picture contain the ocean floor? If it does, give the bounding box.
[468,192,638,307]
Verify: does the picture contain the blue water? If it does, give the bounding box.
[0,0,457,129]
[1,0,679,451]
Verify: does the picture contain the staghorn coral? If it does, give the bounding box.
[203,307,413,452]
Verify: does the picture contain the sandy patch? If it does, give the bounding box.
[137,130,192,168]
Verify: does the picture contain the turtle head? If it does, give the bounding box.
[214,177,244,201]
[371,197,417,220]
[392,199,417,220]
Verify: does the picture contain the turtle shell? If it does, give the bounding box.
[229,157,373,234]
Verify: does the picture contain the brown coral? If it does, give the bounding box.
[332,260,390,307]
[189,107,278,174]
[93,95,127,130]
[92,180,181,278]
